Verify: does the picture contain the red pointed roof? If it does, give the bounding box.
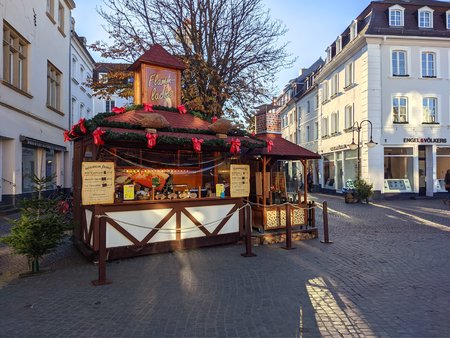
[128,44,186,71]
[250,133,321,160]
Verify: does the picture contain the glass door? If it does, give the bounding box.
[418,145,426,196]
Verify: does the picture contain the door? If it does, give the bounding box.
[418,145,426,196]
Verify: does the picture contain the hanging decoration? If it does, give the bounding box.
[266,140,274,152]
[78,118,87,134]
[146,133,158,149]
[192,138,204,153]
[177,104,187,114]
[92,127,106,145]
[251,131,256,137]
[112,106,126,114]
[69,125,77,137]
[212,116,218,123]
[144,103,154,112]
[230,138,241,155]
[63,130,70,142]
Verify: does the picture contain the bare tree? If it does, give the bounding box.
[91,0,293,122]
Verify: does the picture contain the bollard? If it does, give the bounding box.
[92,216,112,285]
[282,204,295,250]
[311,201,316,228]
[307,201,313,228]
[241,205,256,257]
[320,201,333,244]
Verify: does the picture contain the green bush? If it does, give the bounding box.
[354,179,374,203]
[0,175,71,273]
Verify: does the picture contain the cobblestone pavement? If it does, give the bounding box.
[0,196,449,337]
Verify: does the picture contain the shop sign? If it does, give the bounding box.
[230,164,250,197]
[403,137,447,144]
[82,162,115,205]
[143,65,179,107]
[330,144,348,151]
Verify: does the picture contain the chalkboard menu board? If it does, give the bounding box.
[82,162,115,205]
[230,165,250,198]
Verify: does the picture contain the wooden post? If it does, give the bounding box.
[282,204,295,250]
[320,201,333,244]
[301,160,307,204]
[92,216,112,286]
[241,204,256,257]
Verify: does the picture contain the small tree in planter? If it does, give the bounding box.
[0,175,71,274]
[354,179,374,203]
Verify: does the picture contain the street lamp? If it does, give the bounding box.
[348,120,377,181]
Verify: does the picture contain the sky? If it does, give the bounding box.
[72,0,374,94]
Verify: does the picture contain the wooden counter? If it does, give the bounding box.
[76,197,244,260]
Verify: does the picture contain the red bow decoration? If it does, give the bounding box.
[146,133,158,149]
[69,125,77,137]
[192,138,204,153]
[92,127,106,145]
[63,130,70,142]
[78,118,87,134]
[144,103,154,112]
[112,106,126,114]
[212,116,218,123]
[230,138,241,155]
[266,140,274,152]
[177,104,187,114]
[251,131,256,137]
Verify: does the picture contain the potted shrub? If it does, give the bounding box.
[354,179,374,203]
[0,175,71,274]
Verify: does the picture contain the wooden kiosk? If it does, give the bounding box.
[70,45,266,260]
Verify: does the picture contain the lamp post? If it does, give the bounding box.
[348,120,377,181]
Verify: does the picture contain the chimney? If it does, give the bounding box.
[254,103,281,135]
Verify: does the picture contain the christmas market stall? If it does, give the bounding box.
[67,45,266,260]
[247,105,322,232]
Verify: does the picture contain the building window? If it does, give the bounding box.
[335,36,342,54]
[71,56,77,80]
[322,81,329,102]
[58,2,65,33]
[418,8,433,28]
[80,65,85,83]
[314,122,318,140]
[345,62,354,88]
[2,21,28,91]
[45,149,56,190]
[105,100,115,113]
[46,0,55,19]
[389,6,404,26]
[315,94,319,109]
[447,11,450,29]
[80,103,85,119]
[393,96,408,123]
[321,117,329,137]
[437,147,450,185]
[384,148,414,189]
[22,146,37,193]
[421,52,436,78]
[307,101,311,114]
[392,50,407,76]
[344,105,353,129]
[331,73,339,96]
[47,61,62,111]
[306,125,310,142]
[86,108,91,119]
[423,97,437,123]
[71,97,78,121]
[331,112,339,135]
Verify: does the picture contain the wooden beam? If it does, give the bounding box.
[301,160,307,204]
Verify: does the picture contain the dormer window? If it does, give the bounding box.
[418,7,434,28]
[447,10,450,29]
[389,5,404,27]
[350,20,358,40]
[326,47,332,62]
[335,36,342,54]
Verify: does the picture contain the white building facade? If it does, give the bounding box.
[314,0,450,197]
[70,21,95,123]
[0,0,75,203]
